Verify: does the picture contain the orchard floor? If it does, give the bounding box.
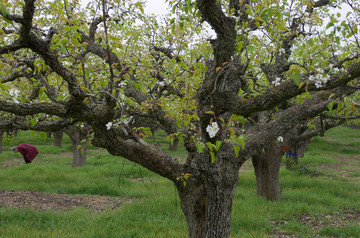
[0,190,132,212]
[1,127,360,237]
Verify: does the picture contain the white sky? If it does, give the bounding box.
[144,0,169,16]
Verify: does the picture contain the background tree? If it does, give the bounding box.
[0,0,359,237]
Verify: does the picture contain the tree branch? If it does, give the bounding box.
[213,62,360,117]
[0,100,67,117]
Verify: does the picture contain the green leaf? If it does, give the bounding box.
[293,74,301,85]
[337,101,344,112]
[215,140,222,151]
[176,119,182,127]
[0,5,12,24]
[39,131,47,140]
[233,144,240,157]
[60,42,67,54]
[0,83,7,90]
[206,142,216,152]
[326,21,334,29]
[328,101,336,111]
[39,87,45,98]
[210,151,215,163]
[0,5,8,16]
[195,142,204,154]
[77,145,82,150]
[31,118,37,127]
[237,137,245,149]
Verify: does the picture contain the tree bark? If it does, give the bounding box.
[252,143,284,201]
[285,140,309,169]
[0,130,3,153]
[178,145,243,237]
[53,130,63,147]
[64,126,88,168]
[178,183,238,238]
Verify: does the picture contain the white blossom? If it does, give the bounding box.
[206,122,219,138]
[308,73,330,88]
[272,77,282,86]
[315,81,322,88]
[106,122,113,130]
[277,136,284,142]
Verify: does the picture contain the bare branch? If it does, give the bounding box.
[0,100,67,117]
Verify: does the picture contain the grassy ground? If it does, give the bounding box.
[0,127,359,237]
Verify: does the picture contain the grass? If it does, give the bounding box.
[1,127,360,237]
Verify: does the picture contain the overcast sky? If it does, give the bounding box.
[144,0,169,16]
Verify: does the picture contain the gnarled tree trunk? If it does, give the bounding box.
[178,145,244,237]
[178,182,237,238]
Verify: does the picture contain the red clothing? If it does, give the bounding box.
[17,143,39,163]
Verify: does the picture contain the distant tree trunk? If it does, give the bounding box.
[46,131,52,138]
[285,138,310,169]
[53,130,63,147]
[0,130,3,153]
[64,126,88,167]
[169,137,179,151]
[252,143,284,201]
[12,129,18,136]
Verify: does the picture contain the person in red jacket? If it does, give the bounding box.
[12,143,39,164]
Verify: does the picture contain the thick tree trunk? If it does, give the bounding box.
[178,147,243,237]
[64,127,88,168]
[252,143,284,201]
[178,177,239,237]
[53,130,63,147]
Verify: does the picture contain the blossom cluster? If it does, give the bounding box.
[206,122,219,138]
[308,68,329,88]
[272,77,282,86]
[106,122,113,130]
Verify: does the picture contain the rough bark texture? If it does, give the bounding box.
[0,1,359,237]
[53,130,63,147]
[252,143,284,201]
[177,144,245,237]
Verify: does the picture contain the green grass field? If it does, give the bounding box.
[0,127,359,237]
